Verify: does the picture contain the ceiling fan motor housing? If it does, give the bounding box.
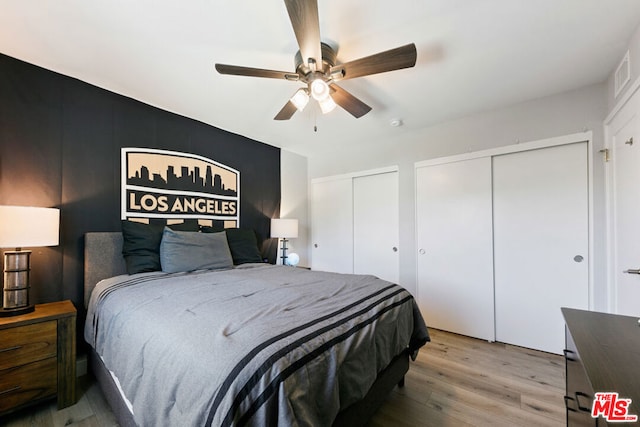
[295,42,337,79]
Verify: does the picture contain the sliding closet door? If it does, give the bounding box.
[608,93,640,316]
[353,171,399,283]
[416,158,495,341]
[311,178,353,273]
[493,142,588,354]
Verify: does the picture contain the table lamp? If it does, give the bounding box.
[270,218,298,265]
[0,206,60,316]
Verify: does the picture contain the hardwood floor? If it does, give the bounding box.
[1,329,565,426]
[369,329,565,426]
[1,374,119,427]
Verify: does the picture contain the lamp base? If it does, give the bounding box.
[279,238,289,266]
[0,304,34,317]
[3,249,33,316]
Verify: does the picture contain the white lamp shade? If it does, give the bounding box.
[318,95,337,114]
[290,88,310,111]
[310,79,330,101]
[0,206,60,248]
[270,218,298,239]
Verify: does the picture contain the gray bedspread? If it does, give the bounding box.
[85,263,429,427]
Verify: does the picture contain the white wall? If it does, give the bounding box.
[306,83,609,310]
[280,149,309,268]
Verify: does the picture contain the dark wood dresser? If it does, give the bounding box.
[562,307,640,426]
[0,300,76,415]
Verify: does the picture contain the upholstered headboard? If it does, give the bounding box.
[84,232,127,308]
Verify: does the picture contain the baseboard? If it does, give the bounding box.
[77,353,88,377]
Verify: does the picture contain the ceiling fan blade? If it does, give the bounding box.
[330,43,417,81]
[215,63,299,81]
[274,100,298,120]
[330,84,372,118]
[284,0,322,70]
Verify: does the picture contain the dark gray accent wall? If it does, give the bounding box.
[0,53,280,316]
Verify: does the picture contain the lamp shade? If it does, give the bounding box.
[290,88,310,111]
[270,218,298,239]
[0,206,60,248]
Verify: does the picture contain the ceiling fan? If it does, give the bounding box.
[215,0,417,120]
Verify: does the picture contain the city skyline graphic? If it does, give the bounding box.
[126,151,238,196]
[121,148,241,224]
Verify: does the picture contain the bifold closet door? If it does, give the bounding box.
[416,157,495,341]
[311,178,353,273]
[353,171,399,284]
[493,142,589,354]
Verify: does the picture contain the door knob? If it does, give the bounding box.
[573,255,584,263]
[623,268,640,275]
[392,247,398,252]
[418,249,426,255]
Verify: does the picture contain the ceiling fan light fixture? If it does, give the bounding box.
[310,79,330,101]
[290,88,310,111]
[318,95,337,114]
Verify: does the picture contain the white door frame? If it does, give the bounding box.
[604,75,640,313]
[310,165,399,184]
[414,131,595,311]
[310,165,399,275]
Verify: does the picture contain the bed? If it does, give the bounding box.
[83,228,429,427]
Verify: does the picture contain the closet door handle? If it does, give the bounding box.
[624,268,640,274]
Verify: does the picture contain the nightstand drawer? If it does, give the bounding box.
[0,357,57,412]
[0,321,57,370]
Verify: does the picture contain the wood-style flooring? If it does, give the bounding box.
[1,329,565,426]
[369,329,565,426]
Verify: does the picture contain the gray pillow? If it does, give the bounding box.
[159,227,233,273]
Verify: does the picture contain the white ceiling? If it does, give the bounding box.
[2,1,640,157]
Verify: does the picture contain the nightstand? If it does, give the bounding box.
[0,300,76,415]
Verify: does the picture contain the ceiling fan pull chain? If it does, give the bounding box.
[312,102,318,132]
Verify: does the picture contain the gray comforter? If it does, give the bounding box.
[85,264,429,427]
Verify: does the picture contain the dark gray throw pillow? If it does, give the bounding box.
[159,227,233,273]
[225,228,263,265]
[121,220,200,274]
[201,227,263,265]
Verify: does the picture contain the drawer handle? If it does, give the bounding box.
[563,349,575,362]
[575,391,592,412]
[564,395,577,412]
[0,385,21,396]
[0,345,21,354]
